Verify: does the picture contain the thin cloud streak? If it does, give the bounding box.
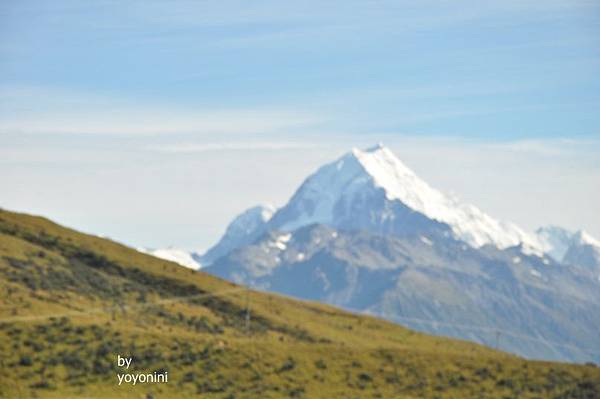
[0,109,320,136]
[0,86,323,136]
[147,141,319,153]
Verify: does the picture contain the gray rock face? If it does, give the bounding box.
[206,224,600,364]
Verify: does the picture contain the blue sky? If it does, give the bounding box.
[1,1,599,249]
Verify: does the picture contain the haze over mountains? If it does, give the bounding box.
[148,145,600,363]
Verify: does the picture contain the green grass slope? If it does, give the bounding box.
[0,208,598,398]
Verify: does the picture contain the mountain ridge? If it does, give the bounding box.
[205,222,600,363]
[198,145,600,364]
[200,145,599,266]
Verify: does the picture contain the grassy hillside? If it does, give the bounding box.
[0,209,598,398]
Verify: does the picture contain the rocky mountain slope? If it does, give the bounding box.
[206,224,600,363]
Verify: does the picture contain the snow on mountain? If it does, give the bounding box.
[535,226,600,264]
[205,145,600,263]
[268,144,544,254]
[563,231,600,271]
[535,226,576,261]
[355,145,543,250]
[572,230,600,247]
[138,247,201,269]
[200,204,275,265]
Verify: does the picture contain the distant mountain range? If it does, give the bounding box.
[146,145,600,363]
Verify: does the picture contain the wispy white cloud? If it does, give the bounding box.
[121,0,599,51]
[480,138,600,157]
[147,141,319,153]
[0,85,322,136]
[0,108,320,136]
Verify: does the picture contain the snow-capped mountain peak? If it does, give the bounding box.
[535,226,600,262]
[200,144,600,364]
[269,144,543,253]
[227,204,275,235]
[200,204,276,265]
